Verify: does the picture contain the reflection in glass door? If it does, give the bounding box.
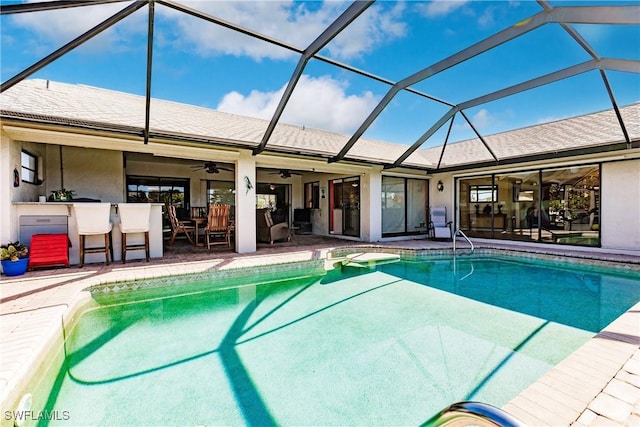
[381,176,427,236]
[329,177,360,237]
[458,165,600,246]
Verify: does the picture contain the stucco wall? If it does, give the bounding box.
[601,159,640,251]
[430,174,455,216]
[1,140,124,247]
[1,139,49,243]
[45,145,123,202]
[0,135,13,243]
[2,131,639,253]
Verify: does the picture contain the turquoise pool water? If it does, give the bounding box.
[40,255,639,426]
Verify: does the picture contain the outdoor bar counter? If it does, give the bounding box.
[13,202,164,266]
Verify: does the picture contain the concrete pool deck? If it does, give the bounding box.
[1,236,638,426]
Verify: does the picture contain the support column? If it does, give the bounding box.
[235,152,257,253]
[363,167,382,242]
[0,135,13,244]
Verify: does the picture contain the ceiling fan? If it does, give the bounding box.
[269,169,303,179]
[190,161,232,174]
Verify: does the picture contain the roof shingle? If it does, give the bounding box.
[1,79,637,169]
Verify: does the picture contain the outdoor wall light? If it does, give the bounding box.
[437,180,444,192]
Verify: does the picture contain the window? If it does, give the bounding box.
[207,180,236,220]
[256,182,290,224]
[256,194,278,210]
[304,181,320,209]
[21,150,38,184]
[126,176,190,221]
[207,181,235,205]
[469,185,497,203]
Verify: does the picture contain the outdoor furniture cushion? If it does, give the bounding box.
[28,233,70,270]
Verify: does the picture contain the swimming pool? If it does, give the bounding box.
[35,254,639,426]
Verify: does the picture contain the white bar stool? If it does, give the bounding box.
[118,203,151,263]
[73,203,113,267]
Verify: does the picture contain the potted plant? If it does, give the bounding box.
[1,241,29,276]
[50,189,76,201]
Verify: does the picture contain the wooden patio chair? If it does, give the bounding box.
[205,204,231,249]
[190,206,207,219]
[167,205,195,246]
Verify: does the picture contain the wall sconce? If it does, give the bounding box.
[437,180,444,192]
[320,187,326,199]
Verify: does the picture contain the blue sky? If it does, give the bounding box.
[1,0,639,148]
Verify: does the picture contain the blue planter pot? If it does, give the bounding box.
[2,258,29,276]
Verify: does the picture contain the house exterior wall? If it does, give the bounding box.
[1,137,50,243]
[601,159,640,251]
[1,129,639,258]
[44,145,123,202]
[430,173,455,224]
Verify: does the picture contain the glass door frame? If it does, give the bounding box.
[328,176,361,237]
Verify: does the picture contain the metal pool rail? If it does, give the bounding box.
[422,401,525,427]
[453,228,474,255]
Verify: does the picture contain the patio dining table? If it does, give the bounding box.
[190,216,207,247]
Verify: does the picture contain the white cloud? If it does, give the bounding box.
[218,88,280,120]
[416,0,469,18]
[472,108,495,128]
[217,74,379,134]
[326,2,407,60]
[7,1,407,61]
[477,6,497,29]
[10,1,146,52]
[160,1,406,61]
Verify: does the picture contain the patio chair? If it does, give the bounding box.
[429,206,452,241]
[205,204,231,250]
[190,206,207,219]
[73,203,113,267]
[257,208,290,244]
[118,203,151,263]
[167,205,195,246]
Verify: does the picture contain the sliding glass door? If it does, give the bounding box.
[329,177,360,237]
[382,176,428,236]
[458,164,600,246]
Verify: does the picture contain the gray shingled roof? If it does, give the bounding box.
[422,103,639,168]
[1,79,637,170]
[0,79,428,167]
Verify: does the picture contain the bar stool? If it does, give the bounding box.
[73,203,113,267]
[118,203,151,263]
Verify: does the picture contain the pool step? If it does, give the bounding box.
[341,252,401,268]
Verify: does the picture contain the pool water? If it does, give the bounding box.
[40,255,639,426]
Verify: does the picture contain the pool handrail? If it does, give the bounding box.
[453,228,474,255]
[422,401,525,427]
